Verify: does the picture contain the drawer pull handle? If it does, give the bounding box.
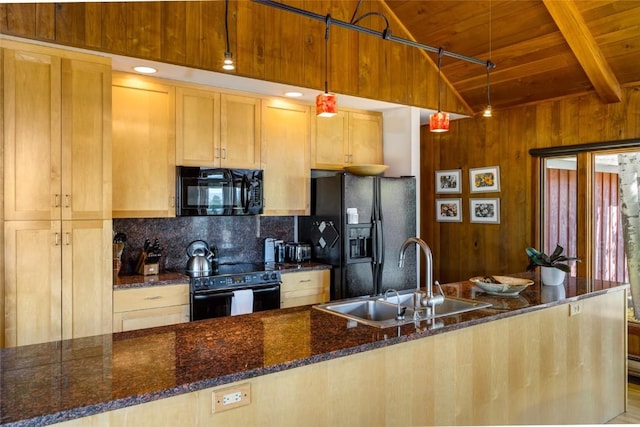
[299,279,312,283]
[144,296,162,300]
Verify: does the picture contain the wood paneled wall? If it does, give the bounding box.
[0,1,470,115]
[421,85,640,283]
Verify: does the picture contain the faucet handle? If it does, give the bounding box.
[434,280,445,298]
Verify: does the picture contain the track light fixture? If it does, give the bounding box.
[316,14,337,117]
[253,0,498,122]
[222,0,235,71]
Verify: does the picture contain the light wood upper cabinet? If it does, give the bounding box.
[175,87,220,166]
[3,47,61,221]
[4,219,112,347]
[112,73,176,218]
[176,87,260,169]
[3,44,111,221]
[220,94,261,169]
[261,100,310,215]
[312,110,349,169]
[312,109,383,170]
[349,111,383,165]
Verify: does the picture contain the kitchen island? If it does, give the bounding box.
[0,274,627,426]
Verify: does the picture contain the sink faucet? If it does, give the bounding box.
[384,288,406,321]
[398,237,444,316]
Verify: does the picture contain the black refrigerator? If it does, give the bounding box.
[299,173,417,300]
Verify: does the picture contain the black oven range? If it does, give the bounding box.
[189,263,281,321]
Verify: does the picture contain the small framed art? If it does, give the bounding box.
[436,198,462,222]
[469,166,500,193]
[435,169,462,194]
[470,198,500,224]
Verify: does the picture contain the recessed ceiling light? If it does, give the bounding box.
[133,66,157,74]
[284,91,303,98]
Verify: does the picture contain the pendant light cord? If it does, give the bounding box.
[225,0,231,54]
[324,14,331,94]
[437,47,443,112]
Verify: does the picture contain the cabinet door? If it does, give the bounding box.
[220,94,261,168]
[112,74,176,218]
[261,100,310,215]
[61,58,112,220]
[61,220,112,340]
[4,221,62,347]
[3,48,61,221]
[176,87,220,166]
[312,110,349,170]
[348,112,383,165]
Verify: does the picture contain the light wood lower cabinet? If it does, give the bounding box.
[4,219,112,347]
[113,284,189,333]
[280,269,330,308]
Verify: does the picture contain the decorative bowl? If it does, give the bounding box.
[344,164,389,176]
[469,275,534,297]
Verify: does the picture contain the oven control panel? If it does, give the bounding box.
[191,271,281,292]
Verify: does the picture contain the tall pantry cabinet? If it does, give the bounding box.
[1,39,112,347]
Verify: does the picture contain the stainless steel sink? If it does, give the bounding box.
[314,292,491,328]
[314,299,416,328]
[378,293,492,317]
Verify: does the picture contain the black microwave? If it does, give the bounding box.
[176,167,263,216]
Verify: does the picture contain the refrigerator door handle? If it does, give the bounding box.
[376,219,384,266]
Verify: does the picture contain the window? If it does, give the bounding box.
[542,156,578,277]
[531,139,640,287]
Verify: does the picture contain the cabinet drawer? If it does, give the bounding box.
[281,270,330,308]
[114,284,189,313]
[113,305,190,333]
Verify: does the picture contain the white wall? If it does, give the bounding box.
[382,106,422,227]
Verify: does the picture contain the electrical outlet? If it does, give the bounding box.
[212,384,251,413]
[569,302,582,316]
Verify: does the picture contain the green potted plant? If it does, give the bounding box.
[525,244,581,286]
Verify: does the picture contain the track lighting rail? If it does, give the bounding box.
[252,0,496,69]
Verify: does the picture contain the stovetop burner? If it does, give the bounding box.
[189,262,281,292]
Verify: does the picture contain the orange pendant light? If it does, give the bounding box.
[429,111,450,132]
[316,92,337,117]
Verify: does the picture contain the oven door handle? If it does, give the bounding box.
[193,290,235,300]
[252,285,280,294]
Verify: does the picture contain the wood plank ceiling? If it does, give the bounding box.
[382,0,640,113]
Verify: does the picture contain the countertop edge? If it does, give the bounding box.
[4,280,628,426]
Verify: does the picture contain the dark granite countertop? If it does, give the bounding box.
[113,262,331,290]
[2,273,627,426]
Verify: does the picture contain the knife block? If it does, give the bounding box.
[136,251,160,276]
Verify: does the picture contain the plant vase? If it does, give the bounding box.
[540,266,566,286]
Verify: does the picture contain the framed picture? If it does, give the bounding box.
[435,169,462,194]
[470,198,500,224]
[469,166,501,193]
[436,198,462,222]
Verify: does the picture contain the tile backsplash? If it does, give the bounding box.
[113,216,295,275]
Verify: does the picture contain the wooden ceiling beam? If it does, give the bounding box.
[542,0,621,103]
